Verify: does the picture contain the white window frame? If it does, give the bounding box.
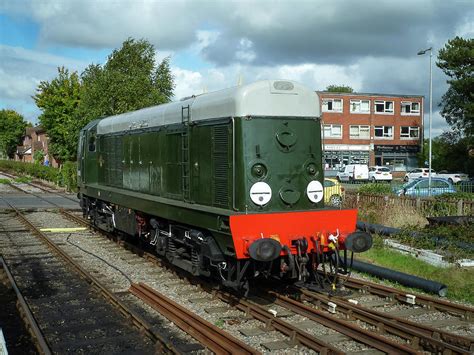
[350,99,370,114]
[323,124,343,139]
[401,101,421,115]
[374,100,394,114]
[349,125,370,139]
[400,126,420,139]
[374,126,394,139]
[322,98,343,113]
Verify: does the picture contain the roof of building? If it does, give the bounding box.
[97,80,321,135]
[316,91,424,99]
[25,126,45,136]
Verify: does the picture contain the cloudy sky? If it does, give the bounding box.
[1,0,473,136]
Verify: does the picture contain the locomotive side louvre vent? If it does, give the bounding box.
[212,125,229,206]
[112,135,123,188]
[102,135,123,188]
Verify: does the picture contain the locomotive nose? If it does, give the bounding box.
[343,231,372,253]
[248,238,282,262]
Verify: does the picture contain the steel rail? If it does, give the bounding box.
[0,170,78,204]
[3,204,178,354]
[61,210,473,354]
[61,211,343,354]
[342,278,474,320]
[288,288,472,354]
[130,282,259,355]
[247,291,418,355]
[0,256,52,355]
[211,290,348,354]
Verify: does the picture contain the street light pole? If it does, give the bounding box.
[417,47,433,196]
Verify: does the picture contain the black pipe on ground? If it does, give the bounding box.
[356,221,474,251]
[349,259,448,297]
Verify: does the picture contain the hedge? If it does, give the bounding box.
[0,160,77,192]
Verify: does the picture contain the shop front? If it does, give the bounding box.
[323,144,370,175]
[374,145,420,172]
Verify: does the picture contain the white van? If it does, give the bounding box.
[337,164,369,182]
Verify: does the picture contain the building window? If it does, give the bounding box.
[400,126,420,139]
[323,124,342,139]
[401,101,420,115]
[374,100,394,114]
[322,98,343,112]
[350,99,370,113]
[349,125,370,139]
[374,126,394,139]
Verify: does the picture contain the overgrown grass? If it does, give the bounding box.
[14,176,32,183]
[0,178,10,184]
[386,224,474,260]
[358,237,474,303]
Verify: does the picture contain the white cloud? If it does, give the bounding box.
[1,0,470,135]
[0,44,89,123]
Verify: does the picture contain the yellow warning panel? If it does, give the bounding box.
[39,227,87,233]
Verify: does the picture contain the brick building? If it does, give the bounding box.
[15,126,59,167]
[317,91,423,173]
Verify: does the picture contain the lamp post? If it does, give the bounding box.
[417,47,433,196]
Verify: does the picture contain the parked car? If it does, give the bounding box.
[395,178,456,197]
[324,178,344,206]
[436,170,469,184]
[404,168,436,182]
[368,166,393,183]
[336,164,369,183]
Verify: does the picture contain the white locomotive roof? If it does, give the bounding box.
[96,80,320,135]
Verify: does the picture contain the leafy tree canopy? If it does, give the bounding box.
[33,67,82,163]
[33,38,175,162]
[325,85,354,93]
[436,36,474,136]
[78,38,175,122]
[418,132,474,176]
[0,109,27,158]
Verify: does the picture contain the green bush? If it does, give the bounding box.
[436,192,474,201]
[357,183,393,195]
[61,161,78,192]
[0,160,78,192]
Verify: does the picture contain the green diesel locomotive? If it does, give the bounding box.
[78,80,371,292]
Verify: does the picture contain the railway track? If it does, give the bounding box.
[130,283,259,354]
[273,287,473,354]
[0,255,46,354]
[0,170,79,207]
[0,203,175,354]
[59,209,474,354]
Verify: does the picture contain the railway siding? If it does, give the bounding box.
[0,208,175,354]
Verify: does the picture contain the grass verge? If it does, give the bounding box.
[357,241,474,304]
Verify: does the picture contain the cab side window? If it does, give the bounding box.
[88,135,96,152]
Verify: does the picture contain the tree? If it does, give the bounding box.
[33,149,45,164]
[0,109,27,159]
[436,36,474,136]
[326,85,354,93]
[418,132,474,176]
[78,38,175,123]
[33,67,82,163]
